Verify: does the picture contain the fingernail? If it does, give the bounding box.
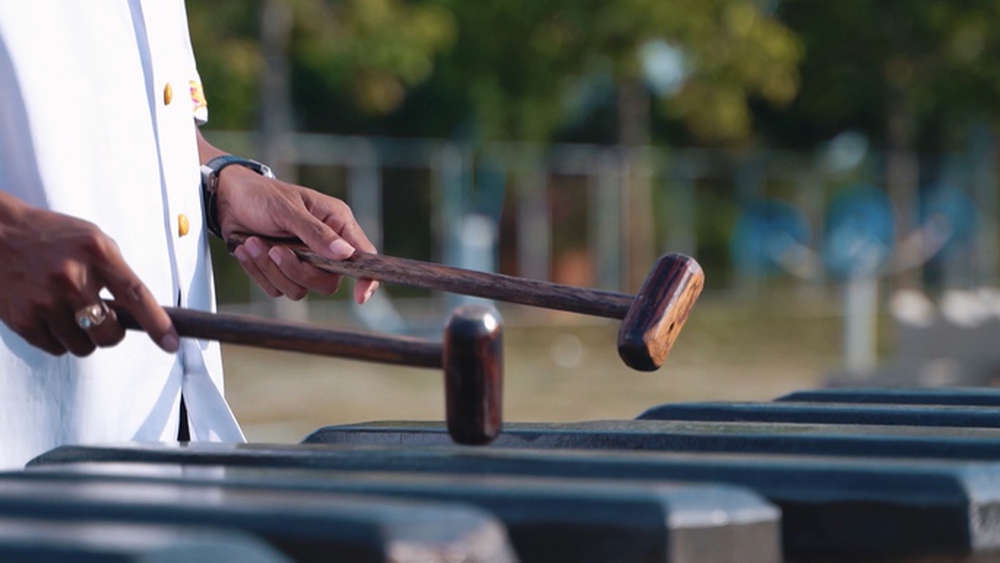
[246,239,264,258]
[364,282,379,302]
[328,239,355,260]
[233,246,248,262]
[161,333,180,353]
[268,247,283,266]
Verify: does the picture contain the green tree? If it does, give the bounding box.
[428,0,800,286]
[771,0,1000,148]
[434,0,800,144]
[187,1,802,291]
[770,1,1000,287]
[186,0,455,129]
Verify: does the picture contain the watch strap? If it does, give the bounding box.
[200,155,276,239]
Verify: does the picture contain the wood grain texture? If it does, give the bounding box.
[226,235,704,372]
[617,254,704,371]
[443,305,504,445]
[227,235,633,319]
[110,303,441,368]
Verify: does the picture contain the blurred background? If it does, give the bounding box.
[188,0,1000,442]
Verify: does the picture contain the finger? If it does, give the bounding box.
[242,237,308,300]
[354,278,379,305]
[92,252,178,353]
[79,304,126,348]
[49,312,97,357]
[233,243,283,298]
[336,219,378,255]
[267,245,342,296]
[73,271,127,348]
[20,326,67,356]
[285,210,357,261]
[318,206,378,304]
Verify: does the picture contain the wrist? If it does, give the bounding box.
[200,155,275,238]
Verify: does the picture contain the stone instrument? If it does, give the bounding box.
[24,438,1000,562]
[11,385,1000,561]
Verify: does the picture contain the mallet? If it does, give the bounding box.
[110,302,503,446]
[231,236,703,372]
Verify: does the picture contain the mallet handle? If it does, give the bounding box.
[230,237,634,319]
[110,303,441,368]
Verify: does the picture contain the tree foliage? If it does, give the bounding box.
[426,0,801,142]
[186,0,455,129]
[187,1,1000,149]
[764,0,1000,149]
[188,0,801,144]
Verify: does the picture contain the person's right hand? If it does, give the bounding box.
[0,193,179,356]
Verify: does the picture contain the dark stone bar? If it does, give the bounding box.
[305,419,1000,460]
[0,518,288,562]
[12,462,781,563]
[27,441,1000,561]
[776,386,1000,407]
[637,400,1000,428]
[0,475,514,563]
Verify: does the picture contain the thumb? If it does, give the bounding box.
[289,214,356,261]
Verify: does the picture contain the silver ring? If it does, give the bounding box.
[75,302,109,331]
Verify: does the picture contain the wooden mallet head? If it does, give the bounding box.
[617,253,704,372]
[442,304,504,445]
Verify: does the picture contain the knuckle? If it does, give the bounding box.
[117,280,145,303]
[78,228,112,257]
[328,197,351,214]
[304,219,335,243]
[48,260,82,291]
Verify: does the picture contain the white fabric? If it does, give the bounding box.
[0,0,245,469]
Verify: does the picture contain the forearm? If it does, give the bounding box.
[195,127,228,165]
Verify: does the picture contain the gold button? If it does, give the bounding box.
[163,83,173,105]
[177,214,189,237]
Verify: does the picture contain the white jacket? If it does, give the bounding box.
[0,0,244,469]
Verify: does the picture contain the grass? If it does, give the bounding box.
[221,290,860,443]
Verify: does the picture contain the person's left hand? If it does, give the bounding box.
[214,164,379,304]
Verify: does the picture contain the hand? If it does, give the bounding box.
[214,165,379,304]
[0,193,179,356]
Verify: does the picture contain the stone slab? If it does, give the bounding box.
[27,441,1000,561]
[12,462,780,563]
[305,419,1000,461]
[777,387,1000,407]
[637,401,1000,428]
[0,518,289,562]
[0,475,514,563]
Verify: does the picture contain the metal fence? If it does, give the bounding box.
[204,130,1000,371]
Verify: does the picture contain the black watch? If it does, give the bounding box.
[200,155,276,239]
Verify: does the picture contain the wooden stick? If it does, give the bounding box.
[228,236,633,319]
[225,235,703,371]
[109,303,441,368]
